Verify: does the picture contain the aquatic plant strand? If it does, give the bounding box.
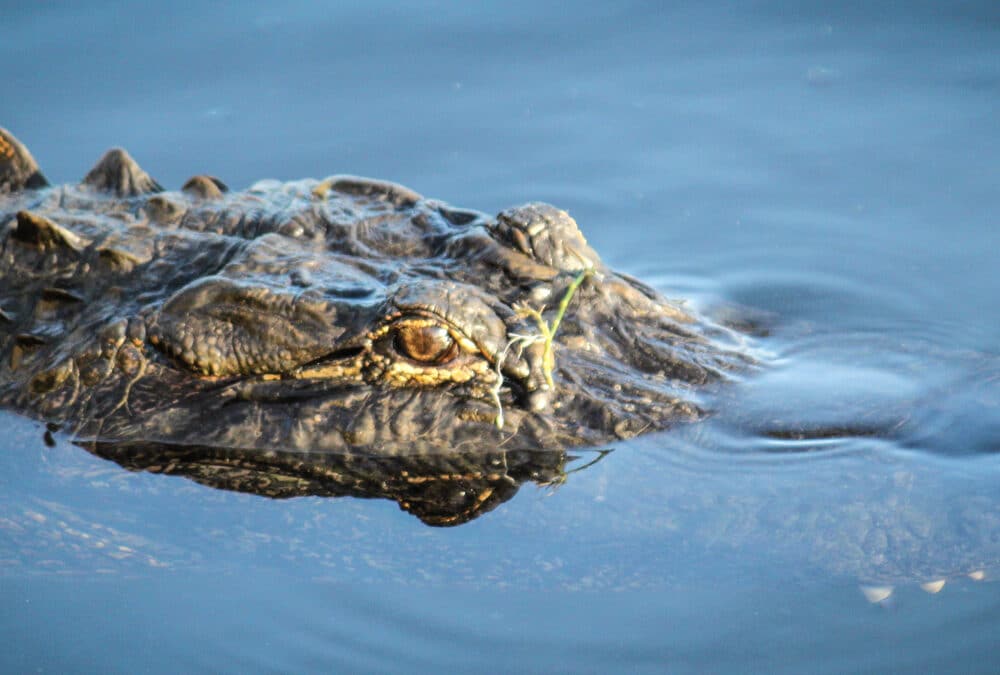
[493,268,594,428]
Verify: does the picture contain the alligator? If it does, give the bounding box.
[0,127,748,463]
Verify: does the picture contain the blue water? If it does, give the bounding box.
[3,2,1000,673]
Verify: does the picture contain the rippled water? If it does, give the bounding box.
[3,2,999,673]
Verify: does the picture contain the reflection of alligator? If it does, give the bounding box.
[0,128,747,456]
[84,441,598,527]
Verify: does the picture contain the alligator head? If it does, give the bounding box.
[0,127,748,457]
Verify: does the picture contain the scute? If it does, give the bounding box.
[82,148,163,196]
[182,175,228,199]
[0,128,48,193]
[12,210,85,252]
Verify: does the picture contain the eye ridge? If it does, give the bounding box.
[392,322,459,364]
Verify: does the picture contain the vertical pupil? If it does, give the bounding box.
[395,325,455,362]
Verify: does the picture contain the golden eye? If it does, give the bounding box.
[393,324,458,364]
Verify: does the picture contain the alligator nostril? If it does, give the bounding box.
[491,202,601,273]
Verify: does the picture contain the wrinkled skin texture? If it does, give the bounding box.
[0,128,747,455]
[0,128,749,523]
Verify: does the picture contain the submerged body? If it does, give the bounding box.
[0,128,746,458]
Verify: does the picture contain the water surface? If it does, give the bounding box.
[2,2,999,673]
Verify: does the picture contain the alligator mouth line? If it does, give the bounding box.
[287,346,367,379]
[220,368,514,408]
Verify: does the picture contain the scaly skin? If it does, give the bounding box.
[0,128,755,523]
[0,127,748,457]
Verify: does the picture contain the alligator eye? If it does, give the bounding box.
[393,324,459,364]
